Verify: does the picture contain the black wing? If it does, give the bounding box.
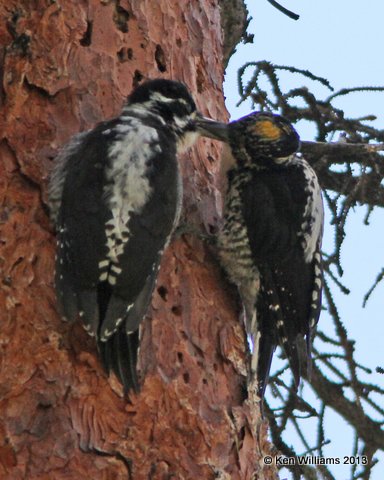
[54,127,110,328]
[241,164,322,397]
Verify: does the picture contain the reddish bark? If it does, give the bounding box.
[0,1,277,478]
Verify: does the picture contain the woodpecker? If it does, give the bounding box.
[217,112,324,400]
[49,78,227,393]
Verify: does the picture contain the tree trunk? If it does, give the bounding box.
[0,1,277,478]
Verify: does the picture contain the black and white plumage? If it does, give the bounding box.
[48,79,227,393]
[217,112,324,400]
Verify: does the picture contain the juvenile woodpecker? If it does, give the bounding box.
[49,79,226,393]
[217,112,324,399]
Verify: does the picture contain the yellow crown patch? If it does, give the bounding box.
[251,120,282,141]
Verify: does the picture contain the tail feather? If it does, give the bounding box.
[98,337,113,374]
[96,270,158,393]
[115,330,140,393]
[256,333,274,400]
[282,338,301,387]
[257,265,302,397]
[305,325,314,380]
[98,330,140,393]
[274,308,301,387]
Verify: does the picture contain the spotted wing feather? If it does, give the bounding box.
[52,127,110,331]
[241,158,323,396]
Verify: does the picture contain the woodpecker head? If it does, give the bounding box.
[228,112,300,168]
[125,79,228,150]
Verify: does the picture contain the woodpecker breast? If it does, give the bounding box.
[217,168,260,325]
[101,118,170,282]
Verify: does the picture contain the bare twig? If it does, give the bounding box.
[266,0,300,20]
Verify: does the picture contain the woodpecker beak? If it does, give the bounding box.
[195,115,229,142]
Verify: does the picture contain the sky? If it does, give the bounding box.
[224,1,384,478]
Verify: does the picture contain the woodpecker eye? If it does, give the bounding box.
[167,99,194,120]
[184,101,195,115]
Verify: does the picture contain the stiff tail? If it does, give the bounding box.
[256,266,301,401]
[255,331,274,401]
[95,268,158,393]
[98,330,140,393]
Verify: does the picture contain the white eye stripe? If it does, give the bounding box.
[149,92,190,106]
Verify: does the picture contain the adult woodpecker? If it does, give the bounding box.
[48,79,227,393]
[217,112,324,400]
